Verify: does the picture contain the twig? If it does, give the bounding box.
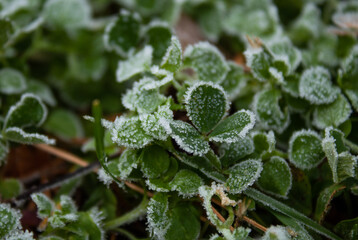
[243,216,267,232]
[211,206,234,232]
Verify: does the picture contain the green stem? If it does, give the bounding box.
[344,139,358,154]
[114,228,139,240]
[104,197,149,230]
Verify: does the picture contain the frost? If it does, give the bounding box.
[122,77,166,114]
[299,66,340,105]
[4,93,47,129]
[290,3,321,41]
[251,131,276,155]
[288,130,325,170]
[257,156,292,199]
[220,62,248,100]
[209,110,256,143]
[313,94,352,129]
[160,35,182,72]
[146,66,174,90]
[253,89,290,134]
[169,170,203,197]
[165,120,210,156]
[0,68,26,95]
[0,142,9,166]
[97,168,113,187]
[185,81,229,133]
[183,42,229,83]
[116,46,153,82]
[147,193,170,240]
[31,193,54,219]
[115,149,139,180]
[4,127,56,145]
[226,159,263,194]
[0,0,28,17]
[146,179,170,192]
[111,116,153,148]
[83,115,113,129]
[269,67,284,83]
[0,203,22,238]
[6,230,35,240]
[140,145,170,179]
[88,207,105,239]
[244,47,272,82]
[219,136,254,168]
[103,9,141,56]
[262,225,292,240]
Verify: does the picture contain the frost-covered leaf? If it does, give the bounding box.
[313,94,352,129]
[209,110,255,143]
[108,149,139,180]
[282,74,300,98]
[111,116,153,148]
[226,159,263,194]
[0,203,21,238]
[160,35,182,72]
[253,89,290,133]
[169,169,203,197]
[288,130,325,170]
[185,82,229,133]
[143,21,172,64]
[44,109,84,140]
[147,66,174,90]
[336,152,357,182]
[0,178,22,200]
[220,62,247,100]
[116,46,153,82]
[258,156,292,198]
[219,136,254,168]
[122,77,166,114]
[0,68,26,95]
[140,101,173,140]
[4,93,47,129]
[103,9,141,56]
[244,47,272,82]
[322,127,350,183]
[0,18,14,48]
[261,225,292,240]
[4,127,55,145]
[140,145,170,179]
[299,66,340,105]
[43,0,91,30]
[252,131,276,156]
[166,120,210,156]
[183,42,229,83]
[0,141,9,165]
[334,217,358,240]
[26,80,56,106]
[6,230,35,240]
[31,193,54,219]
[147,193,170,240]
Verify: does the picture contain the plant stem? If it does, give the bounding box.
[114,228,139,240]
[344,139,358,154]
[104,197,149,230]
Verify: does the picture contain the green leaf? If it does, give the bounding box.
[147,193,170,239]
[31,193,54,219]
[104,9,141,56]
[0,68,26,95]
[108,149,139,180]
[220,62,248,100]
[169,169,203,197]
[116,46,153,82]
[314,183,345,223]
[313,94,352,129]
[273,212,314,240]
[122,77,166,114]
[252,131,276,156]
[43,0,91,30]
[258,156,292,198]
[282,74,300,98]
[219,136,254,168]
[0,141,9,165]
[226,159,263,194]
[261,225,291,240]
[140,101,173,140]
[143,20,172,64]
[299,66,340,105]
[185,82,228,133]
[288,130,325,170]
[4,127,55,145]
[253,89,290,134]
[334,217,358,240]
[183,42,229,83]
[209,110,255,143]
[160,35,182,72]
[0,203,22,238]
[0,178,22,200]
[336,152,357,182]
[244,188,342,240]
[111,116,153,148]
[0,18,14,48]
[244,47,273,82]
[167,120,210,156]
[26,80,56,107]
[44,109,84,140]
[140,145,170,179]
[4,93,47,129]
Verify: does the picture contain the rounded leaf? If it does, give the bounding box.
[140,145,170,179]
[288,130,325,169]
[169,170,203,197]
[185,82,229,133]
[0,68,26,95]
[160,36,182,72]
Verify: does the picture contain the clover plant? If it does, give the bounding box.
[1,0,358,239]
